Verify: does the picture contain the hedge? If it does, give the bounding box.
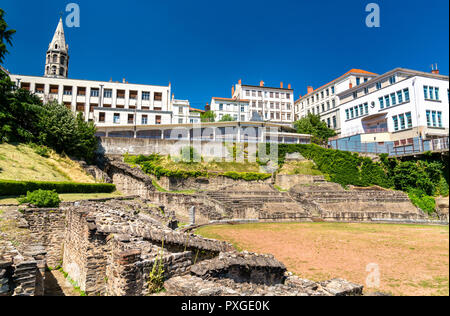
[0,180,116,196]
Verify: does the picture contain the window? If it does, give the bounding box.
[376,82,382,90]
[359,104,364,115]
[437,111,443,127]
[353,92,357,99]
[331,86,335,94]
[321,91,324,99]
[142,92,150,100]
[258,91,262,97]
[154,92,162,101]
[178,118,183,124]
[424,86,429,99]
[426,110,431,127]
[364,103,369,114]
[350,108,354,119]
[364,78,368,83]
[405,112,412,128]
[332,99,336,108]
[99,112,105,123]
[389,75,396,84]
[333,116,337,128]
[404,88,410,101]
[117,90,125,99]
[364,87,368,94]
[91,89,99,97]
[286,93,290,99]
[128,114,134,124]
[219,104,223,111]
[321,104,325,112]
[429,86,434,100]
[435,87,440,100]
[391,93,397,105]
[393,116,399,131]
[356,77,361,86]
[327,118,331,128]
[327,101,330,110]
[155,115,162,125]
[379,97,384,109]
[141,115,148,125]
[399,114,405,130]
[431,111,437,127]
[354,106,359,117]
[397,91,403,103]
[63,87,72,95]
[385,95,390,107]
[113,113,120,124]
[104,89,112,98]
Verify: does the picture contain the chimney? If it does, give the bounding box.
[260,80,265,87]
[109,77,112,82]
[238,79,242,85]
[349,82,353,89]
[431,63,440,74]
[122,78,126,83]
[232,86,235,96]
[299,95,302,99]
[307,86,314,94]
[280,82,284,89]
[288,83,291,90]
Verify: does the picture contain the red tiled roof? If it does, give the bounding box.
[189,107,205,113]
[296,69,378,101]
[212,97,250,102]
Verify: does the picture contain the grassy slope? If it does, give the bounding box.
[278,160,324,176]
[157,156,263,173]
[0,143,96,183]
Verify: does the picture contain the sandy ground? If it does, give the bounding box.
[196,222,449,296]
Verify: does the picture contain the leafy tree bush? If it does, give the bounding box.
[18,189,61,208]
[200,111,216,123]
[294,113,336,145]
[407,188,436,215]
[0,179,116,196]
[219,114,235,122]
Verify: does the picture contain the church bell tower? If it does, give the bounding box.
[44,17,69,78]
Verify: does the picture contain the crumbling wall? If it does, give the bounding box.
[104,158,155,197]
[20,209,65,268]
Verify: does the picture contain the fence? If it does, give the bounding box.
[329,136,449,157]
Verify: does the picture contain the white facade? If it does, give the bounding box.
[338,68,449,142]
[9,74,174,126]
[231,80,294,124]
[294,69,378,134]
[209,97,250,122]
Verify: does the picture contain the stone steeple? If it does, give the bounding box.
[44,17,69,78]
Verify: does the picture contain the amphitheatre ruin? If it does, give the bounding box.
[1,150,448,297]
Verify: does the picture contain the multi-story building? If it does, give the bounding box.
[209,97,250,122]
[334,67,449,152]
[294,69,378,134]
[9,18,179,126]
[229,80,295,125]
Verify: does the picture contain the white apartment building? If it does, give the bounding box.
[294,69,378,134]
[338,68,449,144]
[209,97,250,122]
[229,80,295,125]
[8,17,195,127]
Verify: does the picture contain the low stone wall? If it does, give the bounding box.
[275,174,321,190]
[104,158,155,197]
[158,175,271,192]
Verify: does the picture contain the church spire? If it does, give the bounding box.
[44,17,69,78]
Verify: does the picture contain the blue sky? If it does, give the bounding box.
[1,0,449,109]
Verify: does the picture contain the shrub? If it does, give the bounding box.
[18,189,61,208]
[30,143,51,158]
[408,189,436,215]
[0,179,116,196]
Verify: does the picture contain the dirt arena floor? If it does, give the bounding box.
[196,222,449,296]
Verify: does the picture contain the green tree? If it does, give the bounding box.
[219,114,235,122]
[201,110,216,122]
[0,8,16,64]
[294,113,336,145]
